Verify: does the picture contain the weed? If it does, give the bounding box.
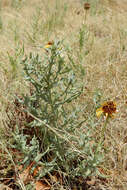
[1,0,127,189]
[0,16,3,31]
[30,7,42,43]
[8,41,105,188]
[11,0,23,9]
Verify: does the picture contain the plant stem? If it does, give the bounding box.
[97,116,109,150]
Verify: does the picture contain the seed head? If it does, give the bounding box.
[84,3,90,10]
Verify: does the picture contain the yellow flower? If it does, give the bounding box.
[96,101,116,118]
[44,41,54,49]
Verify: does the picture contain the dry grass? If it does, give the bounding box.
[1,0,127,189]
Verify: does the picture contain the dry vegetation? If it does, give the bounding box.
[0,0,127,189]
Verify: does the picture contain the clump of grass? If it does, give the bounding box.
[11,0,23,9]
[41,1,68,39]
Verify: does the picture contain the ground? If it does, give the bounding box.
[0,0,127,189]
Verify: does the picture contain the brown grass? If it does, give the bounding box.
[1,0,127,189]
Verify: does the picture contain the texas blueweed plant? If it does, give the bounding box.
[13,41,104,187]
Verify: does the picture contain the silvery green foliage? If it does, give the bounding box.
[13,41,104,182]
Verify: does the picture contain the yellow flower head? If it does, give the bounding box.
[96,101,116,118]
[44,41,54,49]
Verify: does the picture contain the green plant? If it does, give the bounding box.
[78,24,90,61]
[29,7,42,43]
[0,16,3,31]
[12,41,104,187]
[11,0,23,9]
[7,44,24,79]
[0,2,3,32]
[41,1,68,39]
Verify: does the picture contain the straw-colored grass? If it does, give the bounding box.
[1,0,127,189]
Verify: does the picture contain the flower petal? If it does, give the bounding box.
[96,107,103,118]
[44,44,52,48]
